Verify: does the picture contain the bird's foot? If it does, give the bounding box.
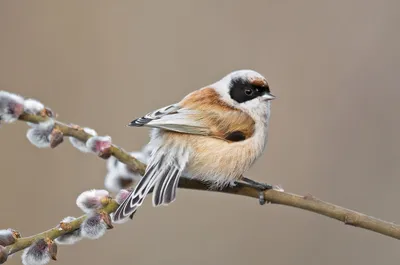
[241,177,273,205]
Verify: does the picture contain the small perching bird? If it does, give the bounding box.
[113,70,276,221]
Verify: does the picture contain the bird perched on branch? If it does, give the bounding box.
[113,69,276,221]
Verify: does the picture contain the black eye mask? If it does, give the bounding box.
[229,78,270,103]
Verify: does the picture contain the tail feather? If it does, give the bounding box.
[113,158,161,221]
[162,169,180,204]
[153,167,180,206]
[112,145,188,222]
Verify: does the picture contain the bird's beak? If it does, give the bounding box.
[262,93,276,101]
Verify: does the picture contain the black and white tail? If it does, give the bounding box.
[112,146,188,222]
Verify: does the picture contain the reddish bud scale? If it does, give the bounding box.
[45,238,57,261]
[96,140,111,153]
[59,222,72,232]
[100,211,114,229]
[50,128,64,148]
[86,136,112,158]
[12,229,21,239]
[41,108,55,118]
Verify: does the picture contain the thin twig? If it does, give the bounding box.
[4,112,399,258]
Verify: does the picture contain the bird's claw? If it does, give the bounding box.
[240,177,273,205]
[259,191,266,205]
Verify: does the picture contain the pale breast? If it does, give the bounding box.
[160,122,268,188]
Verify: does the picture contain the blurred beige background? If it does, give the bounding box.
[1,1,399,264]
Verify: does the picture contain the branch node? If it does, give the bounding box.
[100,196,113,207]
[69,124,82,131]
[55,217,82,245]
[40,107,55,118]
[303,193,316,201]
[59,222,73,232]
[343,214,359,226]
[12,229,21,239]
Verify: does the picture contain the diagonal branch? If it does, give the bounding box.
[3,111,400,259]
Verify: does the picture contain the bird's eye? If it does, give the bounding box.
[244,89,253,96]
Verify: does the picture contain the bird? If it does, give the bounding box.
[113,69,276,221]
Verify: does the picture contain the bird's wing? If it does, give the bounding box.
[129,104,212,136]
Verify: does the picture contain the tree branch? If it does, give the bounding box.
[1,105,399,262]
